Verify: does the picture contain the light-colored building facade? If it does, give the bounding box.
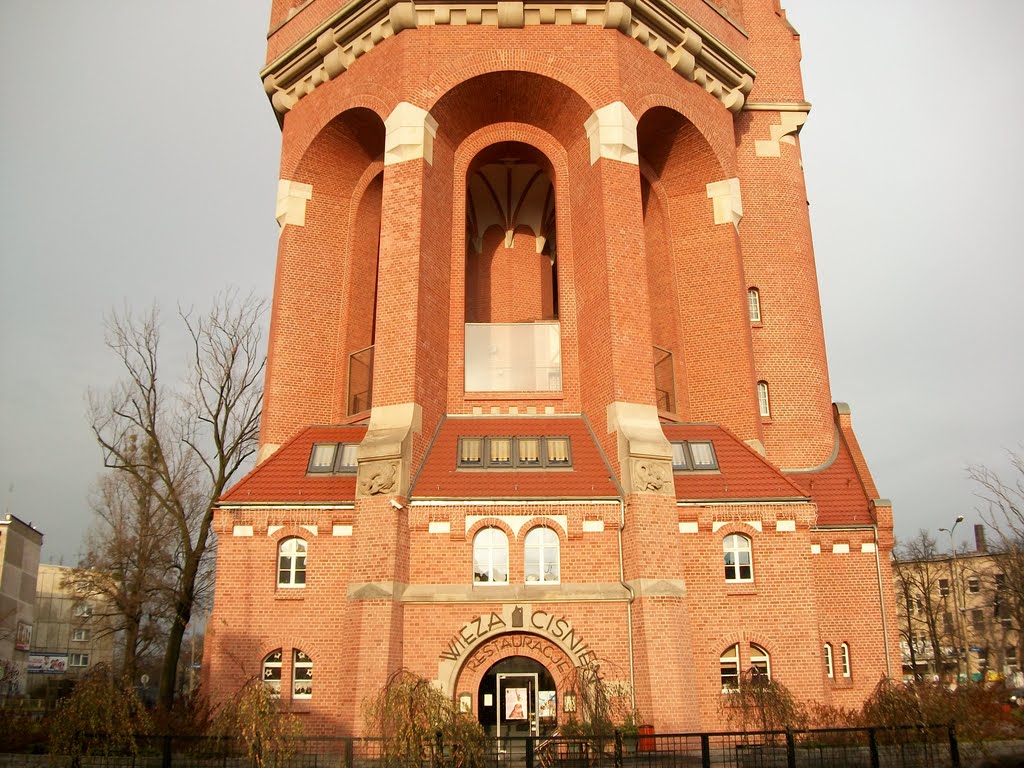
[25,564,117,696]
[204,0,899,736]
[0,514,43,695]
[895,526,1020,685]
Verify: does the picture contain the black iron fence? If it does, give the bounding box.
[6,725,1015,768]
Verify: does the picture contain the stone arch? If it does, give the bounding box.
[444,631,580,704]
[448,122,581,409]
[633,95,736,177]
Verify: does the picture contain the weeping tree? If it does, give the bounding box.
[90,292,266,710]
[364,669,487,768]
[720,669,807,735]
[558,659,636,739]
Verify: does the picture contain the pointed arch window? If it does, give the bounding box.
[473,527,509,584]
[524,526,560,584]
[278,538,307,588]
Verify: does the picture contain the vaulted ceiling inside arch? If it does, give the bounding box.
[467,161,556,257]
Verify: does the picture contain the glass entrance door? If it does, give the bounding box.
[496,672,538,738]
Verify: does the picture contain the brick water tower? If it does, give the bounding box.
[204,0,898,735]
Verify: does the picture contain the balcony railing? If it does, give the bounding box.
[465,322,561,392]
[347,345,374,415]
[654,345,675,413]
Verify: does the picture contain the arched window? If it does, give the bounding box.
[748,288,761,323]
[262,649,283,696]
[473,527,509,584]
[524,526,560,584]
[723,534,753,582]
[841,643,851,678]
[293,649,313,699]
[720,644,740,691]
[757,381,771,418]
[278,538,307,587]
[824,643,834,679]
[750,644,771,683]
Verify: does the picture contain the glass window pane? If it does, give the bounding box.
[671,442,688,469]
[689,442,715,468]
[490,438,512,465]
[546,438,570,465]
[518,438,541,465]
[309,443,337,471]
[460,438,483,465]
[336,444,359,469]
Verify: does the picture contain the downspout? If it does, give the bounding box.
[873,523,893,679]
[581,414,635,710]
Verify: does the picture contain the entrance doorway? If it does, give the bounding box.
[478,656,558,739]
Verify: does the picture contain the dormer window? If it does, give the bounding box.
[458,436,572,469]
[307,442,358,474]
[670,440,718,471]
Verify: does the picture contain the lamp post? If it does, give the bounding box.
[939,516,966,683]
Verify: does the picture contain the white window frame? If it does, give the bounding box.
[750,644,771,682]
[720,644,740,692]
[473,527,509,585]
[524,526,560,585]
[824,643,834,679]
[73,602,93,618]
[278,538,307,588]
[724,534,753,582]
[72,628,89,642]
[967,577,980,593]
[263,649,283,696]
[748,288,761,323]
[292,649,313,699]
[757,381,771,418]
[69,653,90,667]
[841,642,851,678]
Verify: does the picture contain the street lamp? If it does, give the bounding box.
[939,515,966,683]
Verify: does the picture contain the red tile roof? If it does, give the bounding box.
[788,430,874,526]
[412,417,619,498]
[663,424,808,501]
[219,425,366,504]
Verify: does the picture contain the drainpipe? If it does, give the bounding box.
[617,496,636,711]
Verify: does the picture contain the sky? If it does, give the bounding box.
[1,1,1022,564]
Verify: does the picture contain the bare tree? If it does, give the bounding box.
[65,465,177,682]
[892,532,953,681]
[969,451,1024,676]
[90,292,265,710]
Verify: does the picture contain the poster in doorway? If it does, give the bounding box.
[538,691,556,720]
[505,688,528,720]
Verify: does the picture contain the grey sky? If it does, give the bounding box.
[1,2,1021,563]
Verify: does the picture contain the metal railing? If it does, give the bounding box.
[0,725,976,768]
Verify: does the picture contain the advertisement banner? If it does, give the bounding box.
[505,688,527,720]
[15,621,32,651]
[28,654,68,674]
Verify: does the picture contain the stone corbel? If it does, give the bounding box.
[607,402,674,496]
[384,102,439,166]
[584,102,639,166]
[754,111,808,158]
[276,179,313,235]
[706,177,742,231]
[357,402,422,498]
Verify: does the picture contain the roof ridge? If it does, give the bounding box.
[712,423,810,498]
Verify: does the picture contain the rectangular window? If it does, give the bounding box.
[996,573,1006,589]
[1008,646,1018,665]
[943,611,953,631]
[971,608,984,629]
[457,436,571,469]
[307,442,358,474]
[670,441,718,472]
[968,577,980,593]
[72,629,89,642]
[939,579,949,597]
[72,603,93,618]
[69,653,89,667]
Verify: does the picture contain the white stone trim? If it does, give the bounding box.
[276,180,313,234]
[267,525,284,535]
[679,521,699,534]
[261,0,755,117]
[832,543,850,554]
[775,520,796,532]
[706,177,742,230]
[584,102,639,166]
[582,519,605,533]
[429,521,452,534]
[810,543,821,554]
[232,525,254,537]
[744,520,763,532]
[332,524,354,536]
[861,542,877,553]
[384,102,438,166]
[300,525,319,535]
[754,111,808,158]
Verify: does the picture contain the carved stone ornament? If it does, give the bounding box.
[360,461,399,496]
[631,458,671,494]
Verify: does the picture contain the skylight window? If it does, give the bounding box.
[307,442,358,474]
